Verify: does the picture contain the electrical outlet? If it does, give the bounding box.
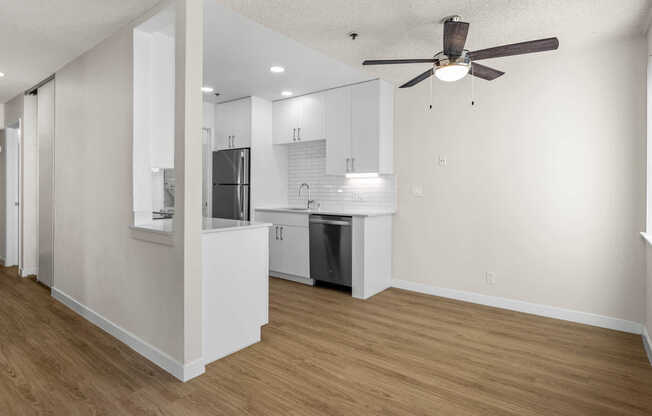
[485,272,496,285]
[353,192,365,202]
[412,185,424,197]
[438,156,447,167]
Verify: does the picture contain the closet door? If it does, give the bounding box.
[38,80,55,288]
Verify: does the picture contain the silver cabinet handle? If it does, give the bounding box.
[297,127,301,141]
[293,128,296,141]
[352,158,355,172]
[275,225,279,240]
[280,226,284,240]
[346,158,350,172]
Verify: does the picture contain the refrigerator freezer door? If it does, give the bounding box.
[212,148,250,185]
[212,184,250,220]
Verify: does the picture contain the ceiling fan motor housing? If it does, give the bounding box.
[434,50,470,70]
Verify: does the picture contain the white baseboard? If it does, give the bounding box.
[51,287,205,382]
[391,279,643,335]
[270,272,315,286]
[643,327,652,366]
[20,265,38,277]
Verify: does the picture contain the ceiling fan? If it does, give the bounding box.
[362,15,559,88]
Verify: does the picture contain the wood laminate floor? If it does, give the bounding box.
[1,266,652,415]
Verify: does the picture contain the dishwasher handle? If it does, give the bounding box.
[309,216,352,226]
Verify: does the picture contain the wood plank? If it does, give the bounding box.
[0,269,651,415]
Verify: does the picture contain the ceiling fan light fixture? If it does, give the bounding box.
[434,63,469,82]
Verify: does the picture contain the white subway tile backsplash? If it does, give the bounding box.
[287,140,396,210]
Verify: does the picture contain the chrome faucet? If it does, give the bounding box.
[298,183,315,209]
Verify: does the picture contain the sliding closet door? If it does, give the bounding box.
[37,80,55,287]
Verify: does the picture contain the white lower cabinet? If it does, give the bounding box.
[270,224,310,278]
[257,211,310,279]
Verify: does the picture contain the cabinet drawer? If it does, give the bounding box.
[255,211,309,228]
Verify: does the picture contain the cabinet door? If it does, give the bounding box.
[350,81,380,173]
[297,93,325,142]
[214,102,233,150]
[325,87,351,175]
[279,225,310,278]
[272,99,299,144]
[269,225,284,273]
[230,98,251,148]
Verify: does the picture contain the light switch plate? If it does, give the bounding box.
[412,185,424,197]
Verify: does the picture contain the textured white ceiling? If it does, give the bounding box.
[0,0,160,103]
[215,0,651,85]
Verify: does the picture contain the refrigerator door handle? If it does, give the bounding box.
[240,152,246,184]
[275,226,278,240]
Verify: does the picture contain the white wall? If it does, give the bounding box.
[0,129,4,261]
[646,26,652,343]
[4,94,23,127]
[250,96,288,214]
[394,36,647,324]
[53,12,185,365]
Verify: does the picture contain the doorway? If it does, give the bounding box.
[5,121,21,268]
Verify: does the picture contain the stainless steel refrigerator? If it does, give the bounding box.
[212,148,250,220]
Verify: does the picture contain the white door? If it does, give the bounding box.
[5,123,21,267]
[279,225,310,278]
[296,93,324,142]
[325,87,352,175]
[272,99,299,144]
[269,225,284,273]
[350,81,380,173]
[38,80,55,287]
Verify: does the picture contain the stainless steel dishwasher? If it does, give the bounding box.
[309,215,352,287]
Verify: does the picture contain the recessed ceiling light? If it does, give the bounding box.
[270,66,285,73]
[281,91,293,97]
[202,86,214,93]
[0,72,5,77]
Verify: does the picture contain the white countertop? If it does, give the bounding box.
[202,217,272,234]
[131,218,272,235]
[256,206,396,217]
[131,219,174,234]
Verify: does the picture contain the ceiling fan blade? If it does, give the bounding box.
[362,58,437,65]
[468,37,559,61]
[443,20,470,57]
[399,68,434,88]
[470,62,505,80]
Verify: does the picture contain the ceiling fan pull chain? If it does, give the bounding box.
[429,74,433,110]
[471,66,475,106]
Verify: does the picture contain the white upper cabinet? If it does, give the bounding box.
[215,97,252,150]
[272,92,325,144]
[272,98,300,144]
[325,87,351,175]
[296,94,325,142]
[326,79,394,175]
